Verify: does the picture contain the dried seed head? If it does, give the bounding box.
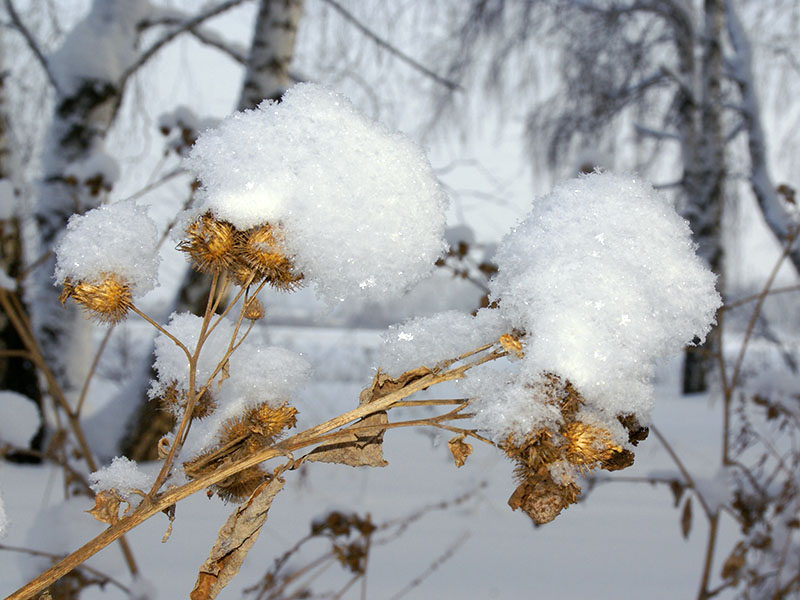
[244,298,265,320]
[60,275,133,323]
[563,422,621,467]
[218,416,251,447]
[502,430,561,477]
[215,467,269,503]
[192,388,216,419]
[157,383,216,419]
[235,223,303,291]
[508,472,580,525]
[499,333,524,358]
[246,403,298,440]
[179,212,237,273]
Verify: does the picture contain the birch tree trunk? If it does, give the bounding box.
[681,0,726,393]
[238,0,305,110]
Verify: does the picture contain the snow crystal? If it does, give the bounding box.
[225,341,312,408]
[379,309,508,377]
[89,456,152,500]
[150,312,236,398]
[53,200,160,294]
[476,172,721,430]
[0,391,40,448]
[186,83,448,305]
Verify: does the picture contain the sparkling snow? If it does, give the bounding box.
[89,456,152,500]
[186,83,448,305]
[379,309,508,377]
[469,172,721,437]
[53,200,161,295]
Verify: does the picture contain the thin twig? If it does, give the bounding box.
[388,532,470,600]
[0,544,130,593]
[119,0,248,89]
[650,424,713,518]
[0,290,140,578]
[4,0,61,93]
[319,0,461,90]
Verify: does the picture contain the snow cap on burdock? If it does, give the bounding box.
[483,172,721,427]
[185,83,448,305]
[54,200,160,323]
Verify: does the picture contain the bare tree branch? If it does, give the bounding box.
[119,0,250,89]
[4,0,61,93]
[319,0,461,91]
[725,0,800,273]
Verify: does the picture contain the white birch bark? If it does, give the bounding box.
[238,0,305,110]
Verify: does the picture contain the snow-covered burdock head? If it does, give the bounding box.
[380,171,721,524]
[184,83,448,305]
[54,200,160,323]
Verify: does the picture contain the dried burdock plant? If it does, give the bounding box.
[234,223,303,291]
[498,374,635,524]
[59,275,133,323]
[185,403,298,502]
[179,212,238,274]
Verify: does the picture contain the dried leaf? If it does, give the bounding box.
[721,542,747,581]
[304,368,431,468]
[306,412,389,467]
[190,476,285,600]
[448,434,473,467]
[680,497,692,539]
[87,490,126,525]
[669,479,685,507]
[359,367,433,405]
[161,504,176,543]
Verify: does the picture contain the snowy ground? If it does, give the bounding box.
[0,327,738,600]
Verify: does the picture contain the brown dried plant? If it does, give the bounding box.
[59,275,133,324]
[6,219,654,600]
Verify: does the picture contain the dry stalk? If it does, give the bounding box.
[8,343,507,600]
[0,289,140,578]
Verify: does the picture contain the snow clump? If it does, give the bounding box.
[224,340,312,409]
[472,172,721,438]
[379,309,508,377]
[186,83,448,305]
[378,172,720,443]
[149,312,236,399]
[54,200,160,295]
[89,456,152,500]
